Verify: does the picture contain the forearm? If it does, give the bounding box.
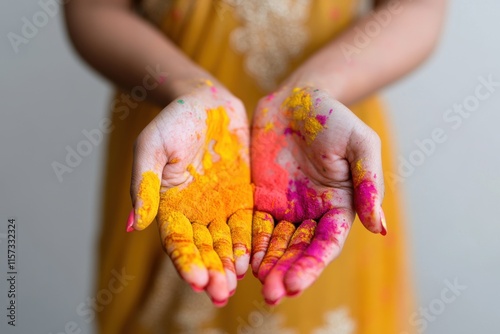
[285,0,447,105]
[64,1,213,107]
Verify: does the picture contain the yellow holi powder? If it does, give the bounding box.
[264,121,274,132]
[208,220,234,268]
[353,159,366,187]
[136,171,161,230]
[228,210,252,257]
[252,212,274,254]
[283,88,325,145]
[192,223,224,272]
[159,211,204,271]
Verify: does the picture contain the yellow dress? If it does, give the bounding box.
[97,1,415,333]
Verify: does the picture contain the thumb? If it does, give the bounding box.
[127,127,167,232]
[347,123,387,236]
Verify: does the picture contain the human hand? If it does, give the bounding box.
[250,86,386,305]
[127,80,253,306]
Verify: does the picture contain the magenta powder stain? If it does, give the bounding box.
[294,209,349,268]
[354,180,378,229]
[284,127,305,141]
[316,115,327,126]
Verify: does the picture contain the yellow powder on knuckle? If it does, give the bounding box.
[136,171,161,230]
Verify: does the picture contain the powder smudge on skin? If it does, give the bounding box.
[229,210,252,258]
[252,212,274,256]
[193,223,224,273]
[285,209,350,293]
[258,221,296,282]
[352,159,380,231]
[282,88,326,145]
[209,220,234,272]
[252,99,334,223]
[159,211,205,272]
[136,171,161,230]
[270,219,317,276]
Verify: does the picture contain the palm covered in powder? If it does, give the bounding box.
[251,87,387,305]
[128,81,253,306]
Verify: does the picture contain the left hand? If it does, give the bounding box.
[250,86,387,305]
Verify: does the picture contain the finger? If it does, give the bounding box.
[257,221,296,283]
[228,209,252,280]
[158,210,208,291]
[208,219,237,296]
[347,126,387,235]
[129,129,167,231]
[251,212,274,276]
[192,223,229,306]
[284,208,352,295]
[262,220,317,305]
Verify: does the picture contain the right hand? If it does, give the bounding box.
[127,80,253,306]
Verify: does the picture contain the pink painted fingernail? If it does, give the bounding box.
[229,288,236,296]
[286,290,300,297]
[126,209,135,233]
[211,297,228,307]
[237,273,246,280]
[380,207,387,236]
[264,298,280,306]
[190,283,204,292]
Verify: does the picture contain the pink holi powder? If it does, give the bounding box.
[253,129,333,222]
[301,209,349,261]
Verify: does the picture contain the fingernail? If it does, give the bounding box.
[126,209,135,233]
[190,284,204,293]
[237,273,246,280]
[211,297,228,307]
[380,207,387,236]
[286,290,300,297]
[264,298,280,306]
[229,288,236,296]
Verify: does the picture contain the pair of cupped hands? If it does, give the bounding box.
[126,79,386,307]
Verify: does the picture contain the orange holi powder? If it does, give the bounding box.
[156,106,253,272]
[159,106,252,225]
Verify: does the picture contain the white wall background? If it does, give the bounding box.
[1,1,499,333]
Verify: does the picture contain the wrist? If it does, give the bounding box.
[283,69,345,100]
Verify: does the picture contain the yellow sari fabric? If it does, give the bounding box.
[96,1,415,333]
